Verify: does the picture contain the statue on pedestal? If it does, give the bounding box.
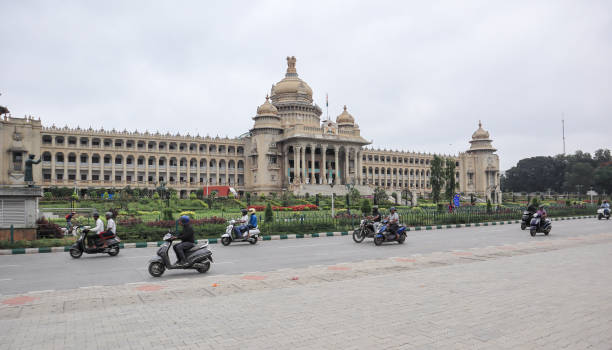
[25,154,41,186]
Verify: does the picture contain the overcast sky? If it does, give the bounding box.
[2,0,610,170]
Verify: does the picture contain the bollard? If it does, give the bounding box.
[10,224,14,244]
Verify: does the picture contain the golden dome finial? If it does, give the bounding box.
[478,120,482,128]
[344,105,347,111]
[265,94,269,101]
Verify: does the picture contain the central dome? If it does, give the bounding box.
[471,120,490,140]
[271,56,313,99]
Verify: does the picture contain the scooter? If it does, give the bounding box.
[520,210,533,230]
[597,207,610,220]
[353,219,381,243]
[69,226,120,258]
[373,221,407,246]
[148,232,213,277]
[529,213,551,237]
[221,219,260,246]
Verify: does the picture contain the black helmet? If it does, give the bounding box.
[241,208,248,215]
[92,211,99,218]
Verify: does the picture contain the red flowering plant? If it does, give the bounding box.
[145,216,227,228]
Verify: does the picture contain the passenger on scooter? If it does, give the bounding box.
[244,208,258,238]
[87,212,105,247]
[602,200,610,215]
[536,205,547,228]
[366,206,382,232]
[96,212,117,247]
[526,203,537,214]
[234,208,249,239]
[386,207,400,240]
[174,215,196,266]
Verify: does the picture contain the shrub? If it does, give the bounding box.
[265,202,273,224]
[179,211,196,219]
[189,193,197,200]
[153,192,160,200]
[360,198,371,215]
[162,208,174,221]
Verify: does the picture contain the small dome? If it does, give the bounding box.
[471,120,490,140]
[271,56,313,97]
[336,105,354,125]
[256,95,278,116]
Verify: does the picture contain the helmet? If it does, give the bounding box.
[71,211,76,214]
[390,207,396,212]
[105,212,113,218]
[248,208,256,214]
[179,215,190,224]
[538,205,544,209]
[92,212,99,218]
[241,208,248,215]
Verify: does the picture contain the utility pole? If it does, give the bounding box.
[562,117,566,155]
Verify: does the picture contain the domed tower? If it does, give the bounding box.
[336,105,355,130]
[270,56,322,129]
[458,121,501,203]
[245,96,283,194]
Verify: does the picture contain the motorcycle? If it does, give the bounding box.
[221,219,260,246]
[520,211,534,230]
[529,213,551,237]
[69,226,120,258]
[353,219,382,243]
[148,232,213,277]
[373,221,407,246]
[597,207,611,220]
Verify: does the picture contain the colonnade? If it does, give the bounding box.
[283,144,364,186]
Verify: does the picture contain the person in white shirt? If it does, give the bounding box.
[234,208,249,238]
[386,207,400,240]
[105,212,116,235]
[88,212,105,247]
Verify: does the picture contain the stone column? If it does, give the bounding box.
[123,154,127,185]
[334,146,339,185]
[196,159,201,187]
[344,148,349,185]
[321,145,327,184]
[310,145,315,184]
[284,146,289,185]
[301,146,306,183]
[88,154,92,183]
[51,152,56,181]
[294,145,301,183]
[111,154,116,185]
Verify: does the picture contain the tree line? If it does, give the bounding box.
[501,149,612,195]
[430,155,457,204]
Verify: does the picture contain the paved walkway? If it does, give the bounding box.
[1,233,612,349]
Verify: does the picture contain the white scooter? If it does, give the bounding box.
[597,207,610,220]
[221,219,260,246]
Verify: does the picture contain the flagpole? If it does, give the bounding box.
[326,93,329,121]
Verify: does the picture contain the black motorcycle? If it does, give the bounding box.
[353,219,380,243]
[148,232,213,277]
[520,210,533,230]
[529,213,551,237]
[69,226,120,258]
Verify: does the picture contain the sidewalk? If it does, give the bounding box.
[1,232,611,349]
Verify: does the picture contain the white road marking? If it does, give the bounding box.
[278,243,344,249]
[28,289,55,294]
[0,278,13,282]
[0,265,20,268]
[215,261,235,264]
[124,255,152,259]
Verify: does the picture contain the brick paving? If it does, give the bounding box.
[1,233,612,349]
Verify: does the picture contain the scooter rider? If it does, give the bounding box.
[234,208,249,239]
[245,208,258,238]
[602,200,610,215]
[536,205,547,228]
[386,207,400,240]
[97,212,117,247]
[174,215,196,266]
[88,212,105,247]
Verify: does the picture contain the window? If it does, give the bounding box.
[12,152,23,171]
[92,174,99,181]
[68,174,76,180]
[0,199,26,226]
[81,174,87,180]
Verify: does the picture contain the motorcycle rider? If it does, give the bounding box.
[366,206,382,232]
[536,205,547,229]
[386,207,400,240]
[245,208,258,238]
[87,212,105,247]
[234,208,249,239]
[602,200,610,215]
[173,215,196,266]
[97,212,117,247]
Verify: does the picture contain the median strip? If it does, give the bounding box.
[0,215,597,255]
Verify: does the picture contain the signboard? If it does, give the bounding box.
[453,194,461,207]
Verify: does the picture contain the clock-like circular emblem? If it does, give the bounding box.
[487,156,494,165]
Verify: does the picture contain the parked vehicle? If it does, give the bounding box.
[597,207,610,220]
[148,233,213,277]
[373,221,407,246]
[529,213,551,237]
[221,219,260,246]
[520,210,533,230]
[353,219,382,243]
[69,226,120,258]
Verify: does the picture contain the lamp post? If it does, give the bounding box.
[329,182,335,218]
[345,180,355,215]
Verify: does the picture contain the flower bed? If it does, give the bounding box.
[247,204,318,212]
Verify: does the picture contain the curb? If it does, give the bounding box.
[0,215,596,255]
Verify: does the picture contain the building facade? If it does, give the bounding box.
[0,57,501,202]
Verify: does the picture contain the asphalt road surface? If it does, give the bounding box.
[0,218,610,295]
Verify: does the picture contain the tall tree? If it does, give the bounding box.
[373,187,387,205]
[563,162,595,193]
[594,165,612,194]
[444,158,457,203]
[430,155,444,203]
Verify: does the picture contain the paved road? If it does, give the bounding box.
[0,218,610,295]
[1,229,611,349]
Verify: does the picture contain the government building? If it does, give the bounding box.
[0,57,501,203]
